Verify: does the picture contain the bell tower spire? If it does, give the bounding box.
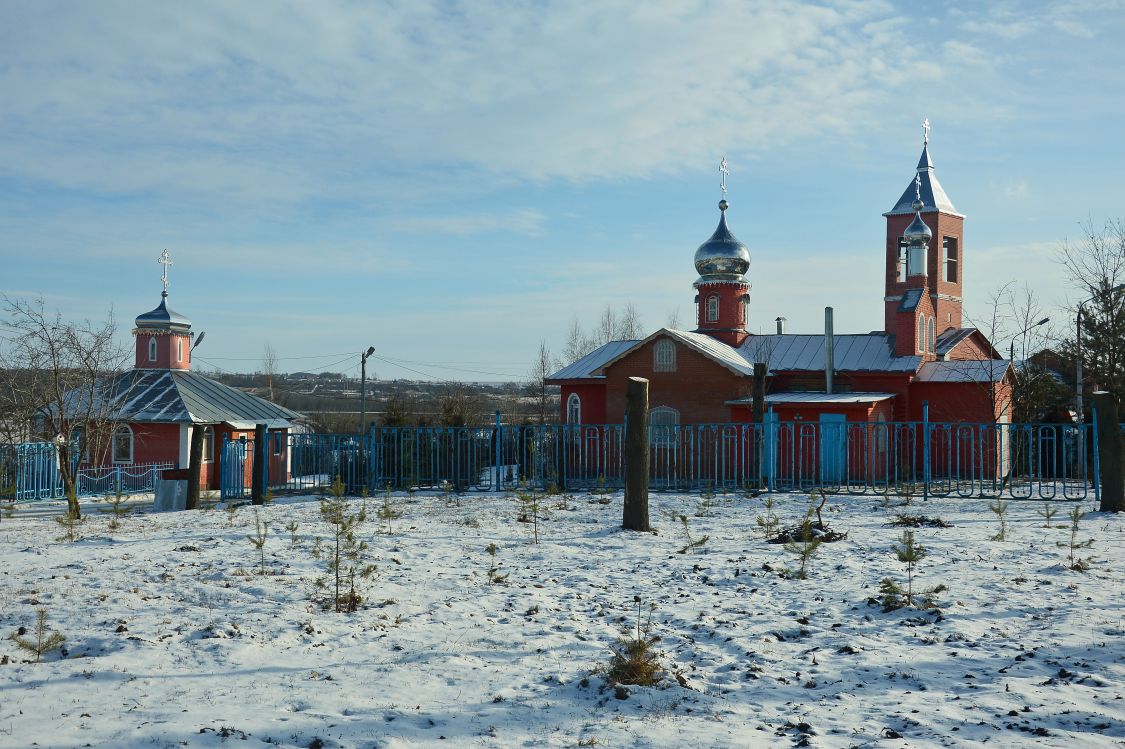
[883,121,965,341]
[692,158,751,347]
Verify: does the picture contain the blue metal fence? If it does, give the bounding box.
[0,442,174,502]
[214,415,1099,501]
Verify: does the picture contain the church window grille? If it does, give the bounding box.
[148,337,157,362]
[566,393,581,424]
[928,317,936,353]
[650,406,680,447]
[943,236,958,282]
[201,426,214,463]
[706,296,719,323]
[112,425,134,464]
[653,339,676,372]
[917,316,926,353]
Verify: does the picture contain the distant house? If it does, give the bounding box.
[69,255,301,490]
[548,133,1012,430]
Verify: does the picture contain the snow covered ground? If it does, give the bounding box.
[0,488,1122,749]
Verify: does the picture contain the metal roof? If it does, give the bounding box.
[915,360,1008,383]
[934,327,976,356]
[728,391,896,405]
[662,330,756,376]
[898,288,924,312]
[546,339,640,381]
[884,144,961,217]
[740,334,919,373]
[105,369,301,425]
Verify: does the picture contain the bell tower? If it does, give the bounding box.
[693,159,752,347]
[133,250,194,371]
[883,121,965,340]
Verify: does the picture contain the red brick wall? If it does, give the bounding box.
[884,211,964,335]
[134,331,192,370]
[558,382,609,424]
[694,281,749,347]
[603,337,749,423]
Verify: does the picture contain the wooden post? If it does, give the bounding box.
[1092,391,1123,512]
[185,425,204,510]
[752,363,767,490]
[622,377,650,531]
[251,423,267,506]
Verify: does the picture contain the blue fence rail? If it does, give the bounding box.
[216,416,1099,501]
[0,442,174,502]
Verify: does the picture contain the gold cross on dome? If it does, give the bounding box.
[157,249,173,293]
[719,157,729,199]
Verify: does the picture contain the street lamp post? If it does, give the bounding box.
[1009,317,1050,366]
[360,346,376,434]
[1076,283,1125,422]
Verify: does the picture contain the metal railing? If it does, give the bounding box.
[214,415,1098,501]
[0,442,175,502]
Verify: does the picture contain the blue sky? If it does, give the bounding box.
[2,1,1124,381]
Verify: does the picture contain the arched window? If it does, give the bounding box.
[928,317,936,353]
[176,338,183,363]
[148,337,157,362]
[917,316,926,353]
[706,295,720,323]
[653,339,676,372]
[650,406,680,447]
[201,426,214,463]
[112,425,133,464]
[566,393,581,424]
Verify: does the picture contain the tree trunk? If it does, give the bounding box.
[1093,391,1123,512]
[251,424,267,506]
[185,425,204,510]
[622,377,650,532]
[58,443,81,519]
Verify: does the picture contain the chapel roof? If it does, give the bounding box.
[884,143,961,217]
[134,293,192,332]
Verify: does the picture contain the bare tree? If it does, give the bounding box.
[1057,219,1125,400]
[0,296,131,517]
[560,303,645,366]
[262,341,279,402]
[666,308,682,330]
[526,340,558,425]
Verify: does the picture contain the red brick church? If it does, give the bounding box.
[73,252,300,490]
[547,131,1011,430]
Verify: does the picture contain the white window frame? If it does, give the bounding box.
[148,337,157,362]
[706,295,720,323]
[653,339,676,372]
[201,426,214,463]
[566,393,581,424]
[917,316,926,353]
[942,236,958,283]
[928,317,936,353]
[112,425,134,464]
[897,239,908,283]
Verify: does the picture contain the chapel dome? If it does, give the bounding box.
[135,292,192,332]
[694,200,750,281]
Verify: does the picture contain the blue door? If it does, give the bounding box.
[819,414,846,486]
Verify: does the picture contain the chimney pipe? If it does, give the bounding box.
[775,316,787,335]
[824,306,835,395]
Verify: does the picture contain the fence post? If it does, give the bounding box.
[186,425,204,510]
[622,377,650,532]
[1092,391,1123,512]
[251,424,267,505]
[922,401,930,502]
[494,410,502,491]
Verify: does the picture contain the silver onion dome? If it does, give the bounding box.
[903,177,932,246]
[694,200,750,281]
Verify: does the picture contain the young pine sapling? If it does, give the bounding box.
[9,608,66,663]
[989,498,1009,541]
[1057,505,1094,571]
[247,508,270,575]
[879,529,947,612]
[782,510,821,579]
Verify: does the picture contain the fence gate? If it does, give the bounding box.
[220,437,248,500]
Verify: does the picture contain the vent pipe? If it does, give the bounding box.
[824,306,835,395]
[775,316,787,335]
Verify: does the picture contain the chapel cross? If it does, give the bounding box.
[719,157,729,200]
[158,249,173,294]
[922,117,931,145]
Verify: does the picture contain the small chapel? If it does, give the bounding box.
[547,128,1012,429]
[77,252,301,490]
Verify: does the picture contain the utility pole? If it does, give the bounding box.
[360,346,375,433]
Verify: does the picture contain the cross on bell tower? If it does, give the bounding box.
[132,250,194,371]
